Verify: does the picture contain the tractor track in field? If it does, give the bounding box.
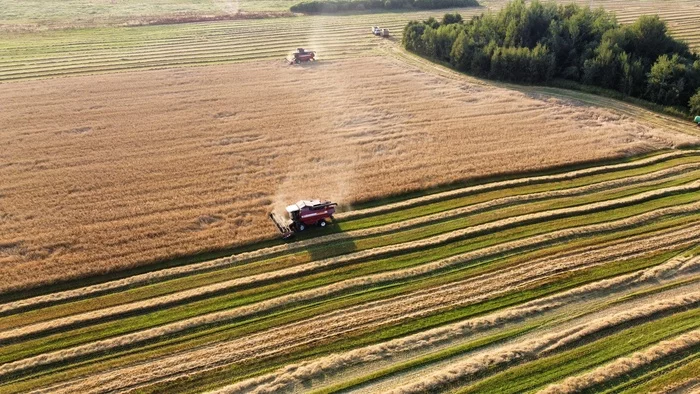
[20,226,699,393]
[2,179,698,345]
[3,151,693,318]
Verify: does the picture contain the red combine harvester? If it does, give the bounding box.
[289,48,315,64]
[269,199,337,239]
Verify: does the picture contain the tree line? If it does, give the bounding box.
[403,0,700,115]
[290,0,478,14]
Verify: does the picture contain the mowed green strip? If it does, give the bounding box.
[312,275,700,394]
[618,355,700,394]
[133,248,695,394]
[1,153,697,332]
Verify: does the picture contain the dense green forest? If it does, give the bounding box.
[290,0,477,14]
[403,0,700,114]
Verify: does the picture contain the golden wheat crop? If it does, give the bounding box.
[0,57,696,292]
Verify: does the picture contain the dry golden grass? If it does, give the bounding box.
[0,56,696,292]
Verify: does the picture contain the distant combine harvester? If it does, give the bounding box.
[288,48,315,64]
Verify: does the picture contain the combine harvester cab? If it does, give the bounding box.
[289,48,315,65]
[269,199,337,239]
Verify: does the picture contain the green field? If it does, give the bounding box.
[0,149,698,393]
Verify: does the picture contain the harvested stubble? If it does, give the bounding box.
[3,57,695,293]
[2,0,699,82]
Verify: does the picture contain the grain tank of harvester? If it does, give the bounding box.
[289,48,316,64]
[269,199,337,239]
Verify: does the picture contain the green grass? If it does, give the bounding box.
[456,308,700,394]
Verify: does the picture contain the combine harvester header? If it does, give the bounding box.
[269,199,337,239]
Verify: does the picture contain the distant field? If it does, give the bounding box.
[1,1,699,83]
[0,0,292,31]
[2,55,695,292]
[0,149,698,393]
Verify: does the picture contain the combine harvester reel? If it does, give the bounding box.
[269,199,337,239]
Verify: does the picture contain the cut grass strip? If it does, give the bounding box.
[283,259,700,394]
[618,355,700,394]
[70,285,700,394]
[309,325,538,394]
[539,331,700,394]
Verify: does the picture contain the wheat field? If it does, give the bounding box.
[2,55,696,292]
